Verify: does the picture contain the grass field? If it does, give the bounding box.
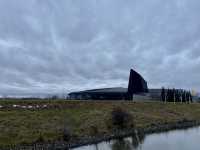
[0,100,200,146]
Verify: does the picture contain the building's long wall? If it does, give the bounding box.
[69,88,193,102]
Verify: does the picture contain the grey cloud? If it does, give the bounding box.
[0,0,200,96]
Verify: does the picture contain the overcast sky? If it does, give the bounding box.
[0,0,200,96]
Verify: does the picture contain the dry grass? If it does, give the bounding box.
[0,100,200,146]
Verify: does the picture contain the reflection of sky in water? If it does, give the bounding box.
[72,126,200,150]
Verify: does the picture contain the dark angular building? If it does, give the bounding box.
[127,69,148,100]
[68,69,149,100]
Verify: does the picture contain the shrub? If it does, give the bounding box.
[89,125,99,136]
[63,126,72,142]
[35,133,45,143]
[109,107,134,130]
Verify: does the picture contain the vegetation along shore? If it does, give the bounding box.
[0,100,200,149]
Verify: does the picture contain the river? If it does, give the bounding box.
[72,126,200,150]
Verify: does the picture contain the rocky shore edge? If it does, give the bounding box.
[4,119,200,150]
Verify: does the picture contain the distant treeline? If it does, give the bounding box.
[161,88,192,103]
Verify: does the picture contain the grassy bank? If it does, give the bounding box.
[0,100,200,146]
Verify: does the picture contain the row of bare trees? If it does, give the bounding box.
[161,87,192,103]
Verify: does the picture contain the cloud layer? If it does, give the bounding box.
[0,0,200,96]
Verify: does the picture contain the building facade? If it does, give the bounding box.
[68,69,148,100]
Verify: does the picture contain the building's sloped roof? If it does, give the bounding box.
[69,88,163,95]
[68,88,164,101]
[69,87,128,94]
[70,87,161,94]
[85,87,127,93]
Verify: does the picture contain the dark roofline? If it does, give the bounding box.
[68,87,127,95]
[84,87,125,92]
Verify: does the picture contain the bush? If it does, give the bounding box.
[89,125,99,136]
[35,133,45,143]
[63,126,72,142]
[109,107,134,130]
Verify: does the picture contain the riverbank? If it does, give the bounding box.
[3,119,200,150]
[1,100,200,149]
[68,119,200,149]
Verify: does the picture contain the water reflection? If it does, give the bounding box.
[72,126,200,150]
[112,138,134,150]
[111,134,145,150]
[131,131,145,149]
[73,131,145,150]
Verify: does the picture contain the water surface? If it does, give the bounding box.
[72,126,200,150]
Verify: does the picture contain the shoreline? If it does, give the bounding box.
[68,119,200,149]
[6,119,200,150]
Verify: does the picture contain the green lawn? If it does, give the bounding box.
[0,100,200,146]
